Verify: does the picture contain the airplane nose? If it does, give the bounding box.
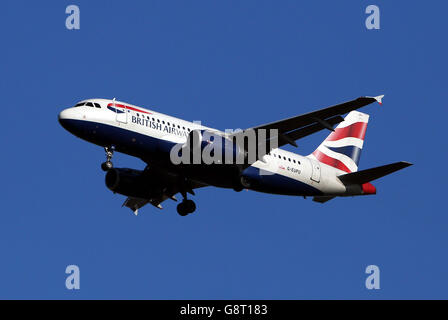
[58,109,71,130]
[58,108,81,134]
[58,109,69,122]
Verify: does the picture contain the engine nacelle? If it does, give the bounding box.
[105,168,159,199]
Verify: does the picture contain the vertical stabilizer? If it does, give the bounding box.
[309,111,369,172]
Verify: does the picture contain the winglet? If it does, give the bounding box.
[373,94,384,105]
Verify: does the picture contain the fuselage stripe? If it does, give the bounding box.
[107,103,152,114]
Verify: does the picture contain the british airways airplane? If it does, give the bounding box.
[58,95,411,216]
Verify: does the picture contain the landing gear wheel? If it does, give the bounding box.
[177,202,188,216]
[184,199,196,213]
[101,146,115,171]
[101,161,113,172]
[177,199,196,216]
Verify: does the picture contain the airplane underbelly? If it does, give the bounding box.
[242,166,322,196]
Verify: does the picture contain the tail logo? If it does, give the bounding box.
[310,111,369,173]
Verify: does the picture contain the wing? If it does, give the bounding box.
[122,193,178,215]
[230,95,384,163]
[122,197,151,216]
[122,166,207,215]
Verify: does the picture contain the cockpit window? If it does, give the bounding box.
[74,102,100,108]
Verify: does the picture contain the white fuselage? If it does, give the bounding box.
[59,98,349,197]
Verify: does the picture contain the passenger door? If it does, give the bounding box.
[114,102,127,124]
[310,159,321,183]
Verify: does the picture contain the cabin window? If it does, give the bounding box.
[157,119,160,123]
[177,125,180,128]
[283,156,286,160]
[162,121,165,124]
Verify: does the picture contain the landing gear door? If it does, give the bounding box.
[310,159,321,183]
[115,103,127,124]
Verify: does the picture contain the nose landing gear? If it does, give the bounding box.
[101,146,115,171]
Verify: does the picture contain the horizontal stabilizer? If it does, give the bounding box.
[338,161,412,185]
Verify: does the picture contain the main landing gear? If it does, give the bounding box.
[176,178,197,216]
[177,199,196,216]
[101,146,115,171]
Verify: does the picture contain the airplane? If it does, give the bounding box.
[58,95,412,216]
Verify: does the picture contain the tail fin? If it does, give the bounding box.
[309,111,369,173]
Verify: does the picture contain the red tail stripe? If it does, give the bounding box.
[326,122,368,141]
[312,150,351,173]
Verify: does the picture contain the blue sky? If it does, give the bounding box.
[0,0,446,299]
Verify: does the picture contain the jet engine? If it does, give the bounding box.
[105,168,160,199]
